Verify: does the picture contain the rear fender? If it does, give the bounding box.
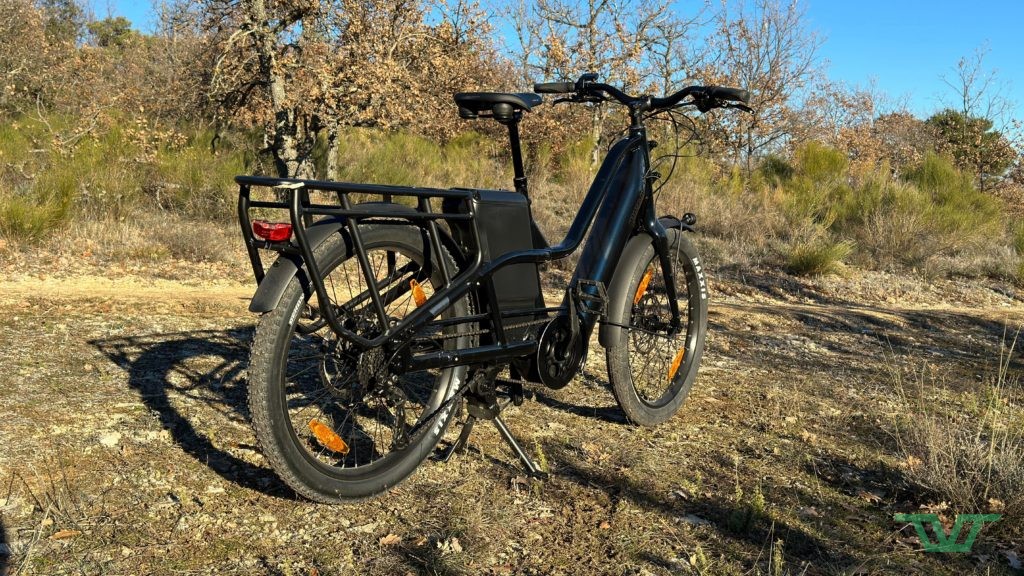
[248,203,464,313]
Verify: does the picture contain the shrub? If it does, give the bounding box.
[794,140,847,182]
[759,154,794,186]
[904,152,1003,244]
[0,192,72,242]
[785,237,854,276]
[1013,220,1024,255]
[149,128,249,221]
[779,142,853,227]
[334,128,506,190]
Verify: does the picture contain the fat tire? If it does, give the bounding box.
[606,229,708,426]
[247,225,470,502]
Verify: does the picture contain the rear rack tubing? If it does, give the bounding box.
[286,186,487,350]
[237,184,266,284]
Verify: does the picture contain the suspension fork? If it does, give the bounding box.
[641,197,683,331]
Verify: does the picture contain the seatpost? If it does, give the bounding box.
[506,116,529,197]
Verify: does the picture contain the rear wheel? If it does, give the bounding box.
[606,229,707,426]
[247,224,472,502]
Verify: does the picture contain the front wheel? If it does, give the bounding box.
[606,229,708,426]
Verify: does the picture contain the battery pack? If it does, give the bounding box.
[443,190,545,341]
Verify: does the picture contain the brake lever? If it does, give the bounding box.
[726,102,754,114]
[553,94,606,106]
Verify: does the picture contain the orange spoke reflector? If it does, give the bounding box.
[410,279,427,307]
[668,348,685,382]
[308,419,349,454]
[634,269,654,305]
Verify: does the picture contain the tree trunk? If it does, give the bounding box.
[326,123,340,181]
[589,107,603,167]
[245,0,306,179]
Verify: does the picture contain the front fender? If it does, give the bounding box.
[248,203,458,313]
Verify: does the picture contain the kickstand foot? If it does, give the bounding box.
[493,415,548,479]
[437,415,476,462]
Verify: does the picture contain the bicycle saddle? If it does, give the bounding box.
[454,92,543,121]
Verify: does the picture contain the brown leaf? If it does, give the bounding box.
[857,490,882,504]
[379,533,402,546]
[49,529,81,540]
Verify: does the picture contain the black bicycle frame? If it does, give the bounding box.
[235,122,683,371]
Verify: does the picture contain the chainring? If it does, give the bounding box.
[536,315,586,389]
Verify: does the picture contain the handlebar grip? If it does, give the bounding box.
[706,86,750,104]
[534,81,576,94]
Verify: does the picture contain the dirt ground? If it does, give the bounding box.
[0,268,1022,575]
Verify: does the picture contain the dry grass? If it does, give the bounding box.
[891,335,1024,538]
[785,238,854,276]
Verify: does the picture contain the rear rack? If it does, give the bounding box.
[235,132,639,360]
[237,175,491,350]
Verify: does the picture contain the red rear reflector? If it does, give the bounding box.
[252,220,292,242]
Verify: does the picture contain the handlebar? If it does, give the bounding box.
[533,73,751,113]
[534,81,576,94]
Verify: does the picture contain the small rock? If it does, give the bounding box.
[679,514,711,526]
[349,522,377,534]
[99,432,122,447]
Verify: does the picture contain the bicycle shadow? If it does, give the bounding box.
[532,390,628,424]
[90,329,291,498]
[542,440,862,572]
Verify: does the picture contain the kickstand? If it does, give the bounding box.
[438,415,476,462]
[436,413,549,479]
[493,415,549,479]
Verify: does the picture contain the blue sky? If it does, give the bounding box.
[806,1,1023,120]
[88,0,1022,121]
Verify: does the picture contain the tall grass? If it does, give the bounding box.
[0,115,251,253]
[678,142,1014,277]
[333,128,507,190]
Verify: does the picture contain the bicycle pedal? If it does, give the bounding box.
[575,279,608,316]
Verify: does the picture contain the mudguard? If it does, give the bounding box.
[598,216,692,348]
[248,203,458,313]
